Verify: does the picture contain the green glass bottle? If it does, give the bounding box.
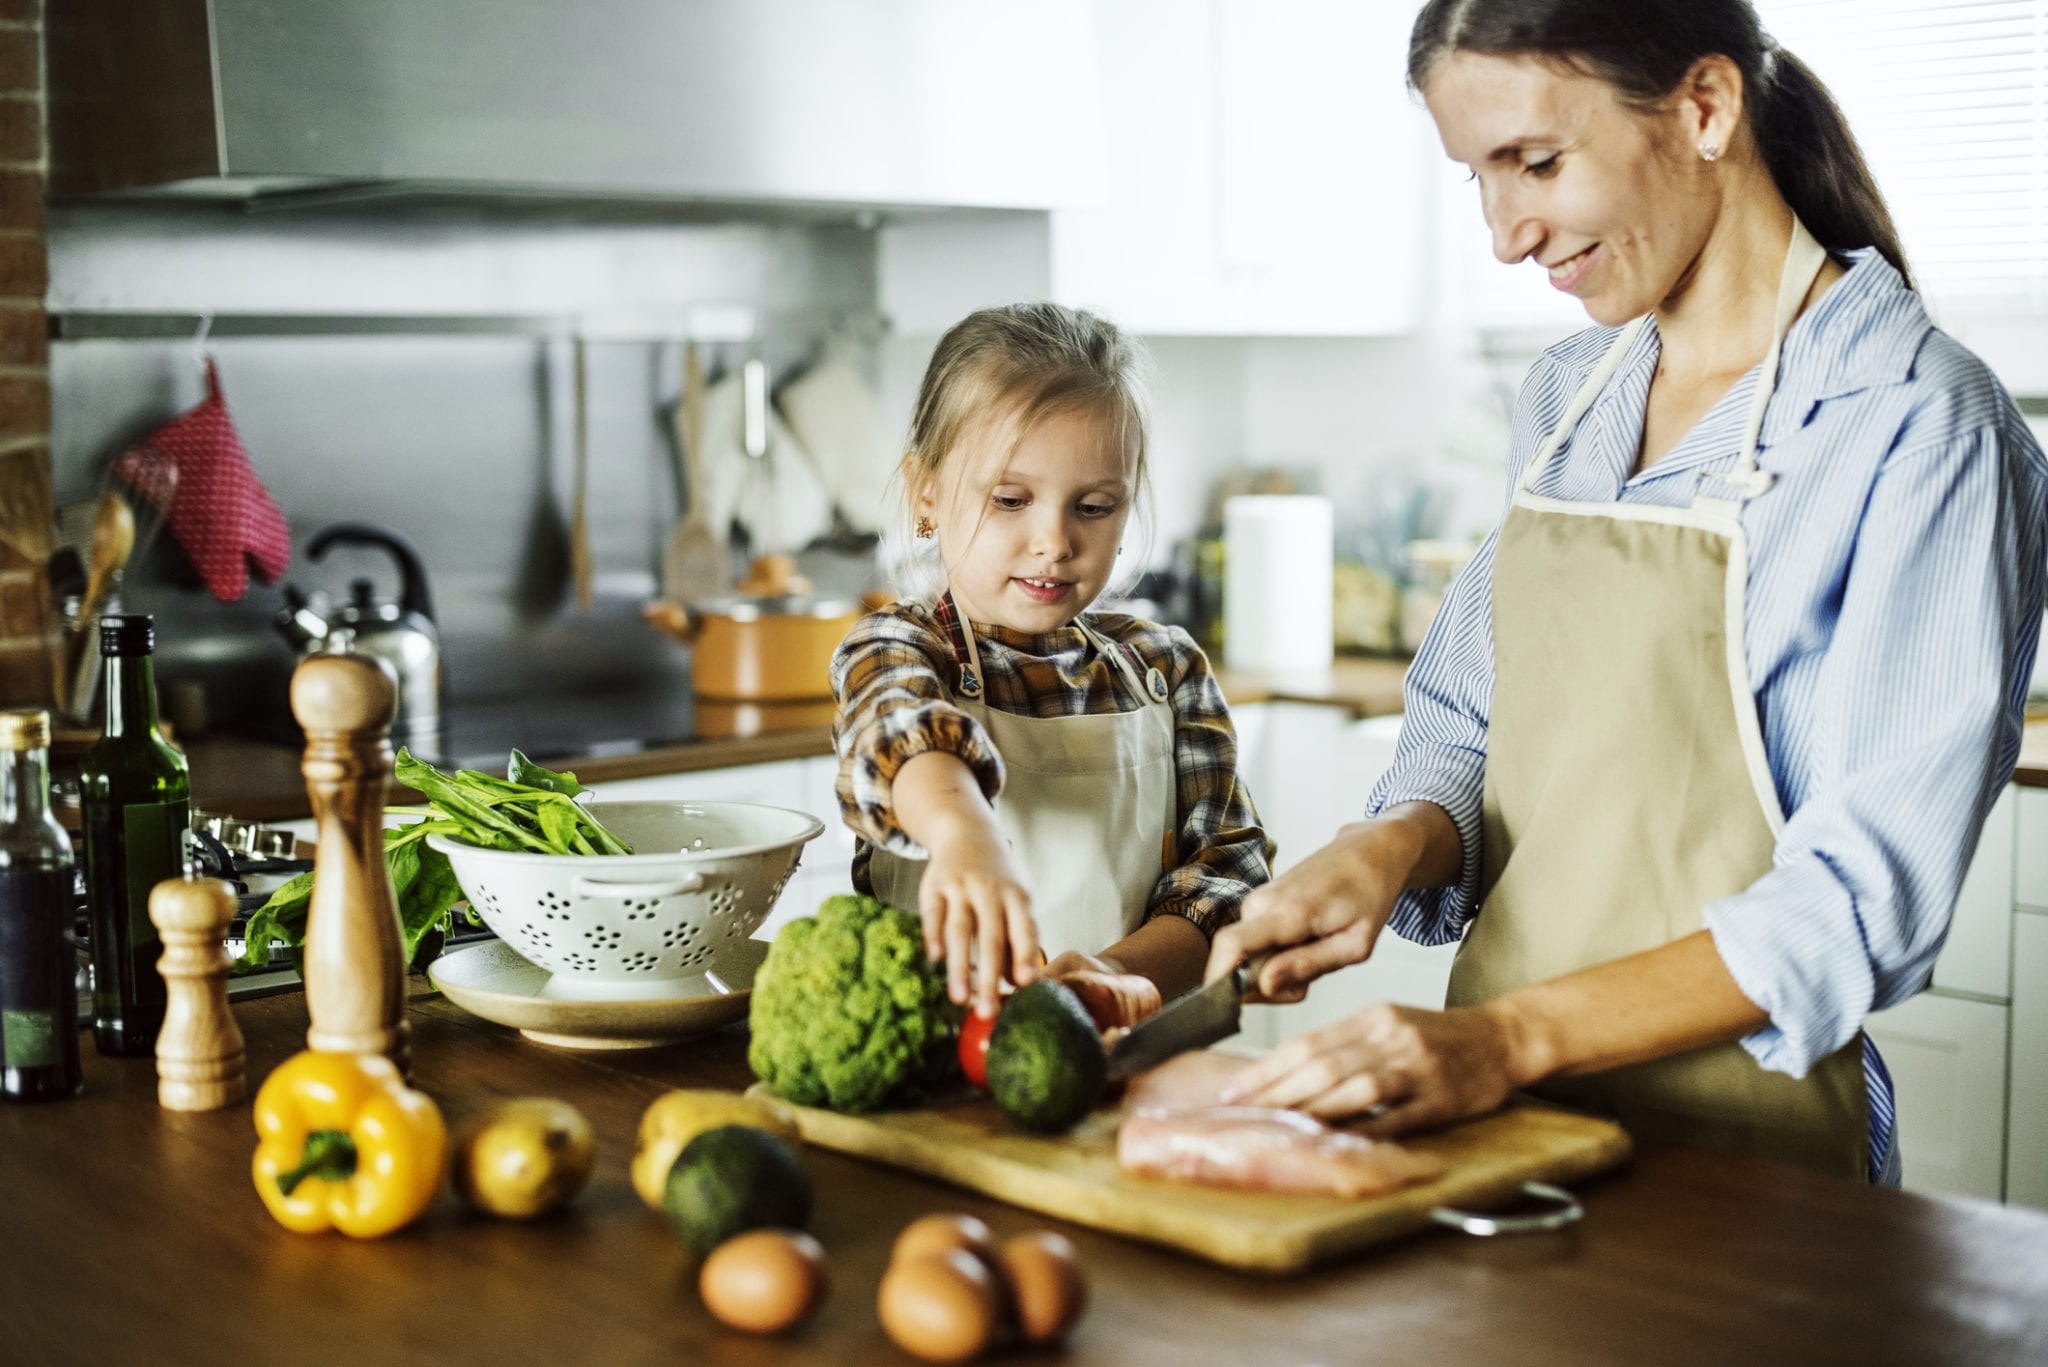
[79,615,190,1057]
[0,709,84,1101]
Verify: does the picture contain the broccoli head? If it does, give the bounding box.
[747,892,962,1113]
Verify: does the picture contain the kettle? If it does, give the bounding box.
[275,523,446,757]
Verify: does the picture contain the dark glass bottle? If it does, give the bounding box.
[0,709,84,1101]
[79,615,191,1057]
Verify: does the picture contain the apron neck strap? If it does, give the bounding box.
[1517,217,1829,504]
[946,598,1168,707]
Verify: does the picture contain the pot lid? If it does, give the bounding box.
[689,592,859,622]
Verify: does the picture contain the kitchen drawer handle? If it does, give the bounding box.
[1428,1181,1582,1237]
[572,873,706,899]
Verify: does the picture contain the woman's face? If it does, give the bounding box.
[916,404,1135,635]
[1423,51,1712,326]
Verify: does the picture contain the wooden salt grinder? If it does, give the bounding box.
[149,875,247,1111]
[292,654,410,1078]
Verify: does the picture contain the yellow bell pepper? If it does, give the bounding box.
[251,1051,447,1238]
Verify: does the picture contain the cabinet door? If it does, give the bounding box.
[591,762,809,811]
[2008,912,2048,1210]
[1864,991,2009,1201]
[1933,786,2015,999]
[2016,789,2048,913]
[1051,0,1427,335]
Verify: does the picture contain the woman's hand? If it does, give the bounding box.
[1205,806,1452,1002]
[1219,1002,1522,1136]
[919,826,1041,1016]
[1044,950,1163,1032]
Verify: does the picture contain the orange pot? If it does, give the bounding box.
[643,556,861,702]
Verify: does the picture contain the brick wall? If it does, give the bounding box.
[0,0,49,711]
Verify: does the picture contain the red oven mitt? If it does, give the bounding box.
[115,359,291,602]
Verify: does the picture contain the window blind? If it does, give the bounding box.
[1758,0,2048,314]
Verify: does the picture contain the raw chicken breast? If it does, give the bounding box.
[1117,1106,1446,1199]
[1121,1049,1251,1113]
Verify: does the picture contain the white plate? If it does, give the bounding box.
[427,937,766,1050]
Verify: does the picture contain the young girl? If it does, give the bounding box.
[831,302,1273,1023]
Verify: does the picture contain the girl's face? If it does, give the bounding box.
[916,404,1135,634]
[1423,51,1715,326]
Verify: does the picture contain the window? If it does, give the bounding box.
[1759,0,2048,317]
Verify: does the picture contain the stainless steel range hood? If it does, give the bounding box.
[50,0,1102,216]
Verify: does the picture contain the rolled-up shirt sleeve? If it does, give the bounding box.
[1705,424,2048,1076]
[1144,625,1275,938]
[831,606,1005,858]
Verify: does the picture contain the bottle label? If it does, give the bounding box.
[122,800,190,944]
[1,1008,57,1068]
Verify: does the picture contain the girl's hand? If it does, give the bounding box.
[1044,950,1163,1032]
[1218,1002,1519,1136]
[1204,817,1424,1003]
[920,830,1042,1016]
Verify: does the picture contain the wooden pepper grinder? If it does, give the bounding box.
[149,875,247,1110]
[292,653,410,1078]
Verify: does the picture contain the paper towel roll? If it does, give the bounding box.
[1224,495,1334,672]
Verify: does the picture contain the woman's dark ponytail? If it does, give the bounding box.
[1409,0,1913,288]
[1748,47,1911,288]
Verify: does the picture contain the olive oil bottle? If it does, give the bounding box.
[79,615,190,1057]
[0,709,83,1101]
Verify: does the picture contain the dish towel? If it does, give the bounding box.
[693,367,834,557]
[115,359,292,602]
[774,345,899,536]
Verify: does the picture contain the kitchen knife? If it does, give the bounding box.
[1104,951,1273,1081]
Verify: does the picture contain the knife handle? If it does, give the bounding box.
[1231,949,1279,999]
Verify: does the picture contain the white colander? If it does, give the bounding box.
[426,799,824,1001]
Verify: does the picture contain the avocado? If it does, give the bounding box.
[985,979,1108,1133]
[662,1124,814,1254]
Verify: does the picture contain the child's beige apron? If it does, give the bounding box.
[1445,219,1870,1178]
[869,612,1178,956]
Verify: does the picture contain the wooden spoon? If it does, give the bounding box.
[661,340,726,604]
[64,492,135,712]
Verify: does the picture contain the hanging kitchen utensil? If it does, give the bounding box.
[660,339,726,603]
[569,335,594,612]
[61,492,136,715]
[693,354,833,559]
[775,339,898,541]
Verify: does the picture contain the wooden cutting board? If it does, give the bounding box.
[749,1084,1632,1274]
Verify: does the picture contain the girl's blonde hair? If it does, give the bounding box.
[891,301,1155,603]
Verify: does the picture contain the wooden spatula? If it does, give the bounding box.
[661,340,726,604]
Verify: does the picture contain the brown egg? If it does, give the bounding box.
[698,1229,828,1335]
[890,1212,997,1271]
[996,1231,1088,1345]
[877,1249,1001,1364]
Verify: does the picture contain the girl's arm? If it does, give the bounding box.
[831,605,1037,1014]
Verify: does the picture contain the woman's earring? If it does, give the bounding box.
[1698,141,1721,163]
[915,516,935,539]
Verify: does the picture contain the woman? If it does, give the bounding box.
[1206,0,2048,1181]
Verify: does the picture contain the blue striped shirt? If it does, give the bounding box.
[1370,250,2048,1182]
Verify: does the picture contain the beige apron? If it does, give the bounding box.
[870,609,1178,956]
[1446,219,1870,1178]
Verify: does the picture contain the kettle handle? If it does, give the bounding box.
[306,522,438,625]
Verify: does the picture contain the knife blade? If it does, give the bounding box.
[1104,951,1273,1081]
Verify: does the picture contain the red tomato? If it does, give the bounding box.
[958,1008,997,1089]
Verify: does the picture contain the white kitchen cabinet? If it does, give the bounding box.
[1050,0,1431,336]
[1865,991,2010,1201]
[2009,911,2048,1210]
[1934,786,2016,999]
[2016,788,2048,912]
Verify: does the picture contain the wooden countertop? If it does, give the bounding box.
[177,661,2044,821]
[5,987,2045,1366]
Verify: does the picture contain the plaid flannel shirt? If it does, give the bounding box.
[830,595,1272,940]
